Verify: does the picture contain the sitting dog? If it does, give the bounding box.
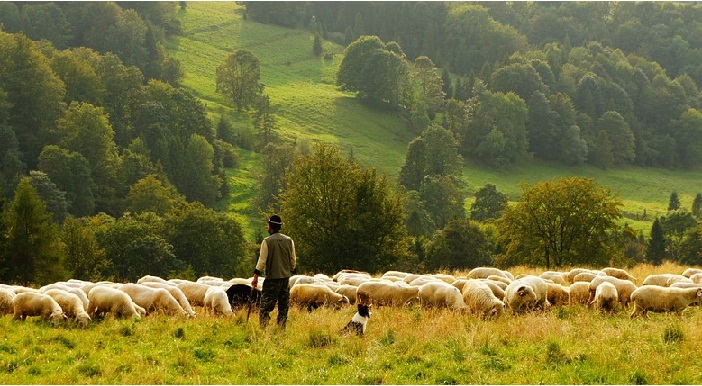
[340,303,371,336]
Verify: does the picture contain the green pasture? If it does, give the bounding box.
[170,2,702,237]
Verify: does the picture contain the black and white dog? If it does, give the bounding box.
[340,303,371,336]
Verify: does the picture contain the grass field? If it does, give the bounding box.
[3,263,702,384]
[168,2,702,238]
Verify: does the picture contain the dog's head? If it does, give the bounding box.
[357,303,371,318]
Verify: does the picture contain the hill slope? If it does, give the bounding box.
[169,2,702,236]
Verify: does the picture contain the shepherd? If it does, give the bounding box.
[251,214,297,329]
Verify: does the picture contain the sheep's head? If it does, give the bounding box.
[696,288,702,298]
[76,312,91,328]
[50,310,67,325]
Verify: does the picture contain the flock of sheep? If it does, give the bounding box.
[2,265,702,328]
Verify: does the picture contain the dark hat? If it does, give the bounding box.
[268,214,282,229]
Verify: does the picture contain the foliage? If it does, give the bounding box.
[61,215,109,281]
[125,174,185,216]
[1,177,65,285]
[470,183,508,222]
[215,49,264,112]
[645,218,666,266]
[668,191,681,211]
[659,210,697,263]
[496,177,623,269]
[425,218,492,270]
[278,143,410,273]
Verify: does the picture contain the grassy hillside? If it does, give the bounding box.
[169,2,702,237]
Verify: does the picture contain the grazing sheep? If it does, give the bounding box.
[486,275,512,285]
[409,276,441,287]
[432,274,457,285]
[569,282,591,306]
[666,275,692,286]
[40,283,90,310]
[593,282,618,313]
[602,267,637,282]
[451,279,469,292]
[11,286,40,294]
[335,284,359,305]
[418,281,466,310]
[289,275,318,287]
[176,281,211,307]
[468,267,513,281]
[0,288,16,314]
[142,282,196,317]
[87,286,141,320]
[203,286,234,316]
[137,275,173,285]
[118,284,188,317]
[382,270,411,279]
[478,279,506,299]
[290,284,350,311]
[43,289,91,327]
[540,271,568,286]
[689,273,702,284]
[642,274,675,286]
[630,285,702,318]
[13,292,66,324]
[356,281,419,307]
[461,280,505,319]
[682,267,702,278]
[546,282,570,306]
[566,268,601,284]
[572,272,600,283]
[587,276,637,307]
[504,275,550,312]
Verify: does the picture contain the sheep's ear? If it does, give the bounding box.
[697,288,702,296]
[517,286,527,296]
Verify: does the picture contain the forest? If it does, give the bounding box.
[1,2,702,285]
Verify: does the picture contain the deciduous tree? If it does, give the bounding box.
[216,49,263,112]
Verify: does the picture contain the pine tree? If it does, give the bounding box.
[646,218,666,266]
[313,34,323,56]
[692,193,702,219]
[668,191,680,211]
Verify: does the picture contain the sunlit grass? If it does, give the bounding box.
[5,263,702,384]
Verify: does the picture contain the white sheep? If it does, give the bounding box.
[666,275,692,286]
[642,273,675,286]
[587,276,637,307]
[593,282,618,313]
[0,288,16,314]
[504,275,550,312]
[118,283,188,317]
[540,271,568,286]
[682,267,702,278]
[630,285,702,318]
[356,281,419,307]
[136,275,173,285]
[602,267,637,282]
[290,284,350,310]
[176,281,211,307]
[409,276,441,287]
[43,289,91,328]
[203,286,234,316]
[418,281,466,310]
[335,284,358,304]
[546,282,570,306]
[87,286,141,320]
[335,272,372,287]
[566,268,601,284]
[478,279,506,299]
[40,283,90,310]
[689,273,702,284]
[13,292,66,324]
[486,275,512,285]
[468,267,513,281]
[568,282,590,305]
[461,280,505,319]
[572,272,600,283]
[141,282,196,317]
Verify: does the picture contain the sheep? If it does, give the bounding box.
[335,284,358,305]
[0,288,16,314]
[409,276,442,287]
[642,274,675,286]
[666,275,692,287]
[546,282,570,306]
[587,276,637,307]
[203,286,234,316]
[682,267,702,278]
[13,292,66,324]
[566,268,601,284]
[689,273,702,284]
[468,267,513,281]
[137,275,173,285]
[568,282,591,305]
[87,286,141,320]
[141,282,196,317]
[486,275,512,285]
[602,267,637,282]
[461,280,505,319]
[630,285,702,318]
[540,271,568,286]
[504,275,550,312]
[356,281,420,307]
[289,275,317,287]
[43,289,91,328]
[593,282,618,313]
[432,274,457,285]
[418,281,466,310]
[11,286,40,294]
[290,284,350,311]
[572,272,600,283]
[40,283,90,310]
[478,279,506,299]
[176,281,211,307]
[118,284,188,317]
[382,270,411,279]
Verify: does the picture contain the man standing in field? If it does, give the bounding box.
[252,214,297,329]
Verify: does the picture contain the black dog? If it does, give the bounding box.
[340,303,371,336]
[226,284,261,309]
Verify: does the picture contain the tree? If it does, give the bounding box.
[668,191,680,211]
[496,177,623,269]
[215,49,263,112]
[597,111,635,165]
[425,218,492,271]
[646,218,666,265]
[38,145,96,217]
[251,94,278,149]
[313,34,323,56]
[659,210,697,263]
[470,184,508,222]
[419,175,465,229]
[277,143,410,273]
[27,170,68,224]
[61,215,109,281]
[125,174,185,216]
[411,56,445,119]
[256,142,295,214]
[591,129,614,169]
[692,193,702,219]
[1,177,65,285]
[399,123,462,191]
